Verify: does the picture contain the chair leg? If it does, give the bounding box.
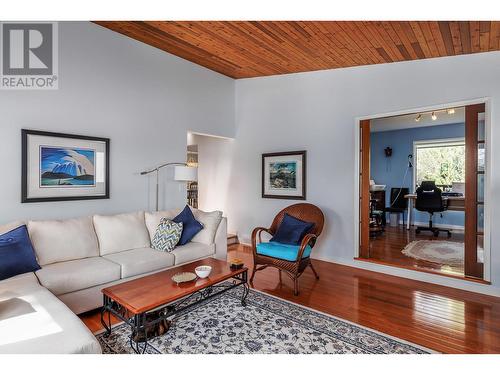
[250,265,257,284]
[278,269,282,284]
[293,277,299,296]
[309,261,320,280]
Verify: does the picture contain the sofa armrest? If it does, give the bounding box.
[214,217,227,261]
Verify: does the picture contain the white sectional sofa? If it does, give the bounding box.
[0,272,101,354]
[0,208,227,354]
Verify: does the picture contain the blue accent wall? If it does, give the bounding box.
[370,123,465,227]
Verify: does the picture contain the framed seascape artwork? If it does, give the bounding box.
[22,129,110,203]
[262,150,306,200]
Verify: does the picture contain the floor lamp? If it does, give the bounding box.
[140,162,198,211]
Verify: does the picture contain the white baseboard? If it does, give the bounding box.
[239,240,251,247]
[385,219,464,231]
[238,234,252,246]
[409,221,464,231]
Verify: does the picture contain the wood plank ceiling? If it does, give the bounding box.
[94,21,500,79]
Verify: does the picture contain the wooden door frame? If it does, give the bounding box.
[464,103,486,279]
[353,98,491,282]
[359,120,371,258]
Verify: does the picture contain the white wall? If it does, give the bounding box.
[189,133,234,217]
[230,51,500,296]
[3,22,499,296]
[0,22,234,223]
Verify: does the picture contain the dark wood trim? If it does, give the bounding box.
[261,150,306,200]
[21,129,110,203]
[359,120,370,258]
[464,103,485,279]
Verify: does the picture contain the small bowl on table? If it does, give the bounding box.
[195,265,212,279]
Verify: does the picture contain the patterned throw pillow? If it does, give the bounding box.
[151,219,183,252]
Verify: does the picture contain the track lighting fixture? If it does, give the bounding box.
[410,107,458,124]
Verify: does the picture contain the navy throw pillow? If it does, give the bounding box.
[173,205,204,246]
[271,213,314,246]
[0,225,41,281]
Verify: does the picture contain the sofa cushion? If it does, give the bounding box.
[0,272,40,294]
[151,219,183,252]
[270,213,314,245]
[171,242,215,265]
[0,226,41,281]
[0,221,25,235]
[0,287,101,353]
[191,208,223,245]
[145,209,181,241]
[256,242,312,261]
[173,206,204,246]
[104,247,175,278]
[93,211,151,255]
[35,257,121,295]
[28,217,99,266]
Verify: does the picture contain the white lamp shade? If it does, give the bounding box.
[174,165,198,182]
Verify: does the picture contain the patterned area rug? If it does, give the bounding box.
[402,240,484,267]
[96,285,431,354]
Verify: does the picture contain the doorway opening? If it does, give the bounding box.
[186,131,234,211]
[186,143,199,208]
[187,131,236,243]
[358,103,487,281]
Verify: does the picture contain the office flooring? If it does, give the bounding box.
[368,225,465,277]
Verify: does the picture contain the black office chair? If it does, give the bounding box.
[415,181,451,237]
[384,187,409,227]
[369,196,384,237]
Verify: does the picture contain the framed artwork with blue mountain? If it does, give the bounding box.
[22,129,110,202]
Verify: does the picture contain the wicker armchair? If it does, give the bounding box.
[250,203,325,296]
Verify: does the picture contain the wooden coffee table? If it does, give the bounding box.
[100,258,249,353]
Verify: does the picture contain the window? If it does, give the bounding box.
[414,138,465,188]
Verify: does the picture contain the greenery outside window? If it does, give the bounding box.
[414,138,465,188]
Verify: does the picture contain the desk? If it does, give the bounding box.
[404,194,465,230]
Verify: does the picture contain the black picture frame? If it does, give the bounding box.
[21,129,110,203]
[262,150,306,200]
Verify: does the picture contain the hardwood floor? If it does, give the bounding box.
[80,244,500,353]
[369,225,465,277]
[80,308,121,335]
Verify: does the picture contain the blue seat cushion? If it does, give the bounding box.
[271,213,314,245]
[0,225,41,281]
[256,242,312,261]
[173,205,204,245]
